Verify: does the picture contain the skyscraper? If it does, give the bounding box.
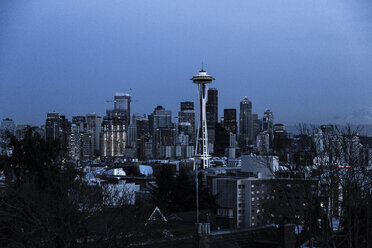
[206,88,218,126]
[180,101,194,111]
[114,93,131,128]
[135,115,150,160]
[101,95,128,158]
[252,113,260,143]
[239,97,253,147]
[151,106,172,133]
[149,105,173,158]
[86,113,102,156]
[224,109,237,135]
[1,118,15,137]
[45,112,60,140]
[179,101,195,144]
[206,88,218,146]
[127,123,137,148]
[261,109,274,141]
[101,119,126,157]
[68,124,81,161]
[72,116,86,129]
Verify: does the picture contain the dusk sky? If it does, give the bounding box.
[1,0,372,126]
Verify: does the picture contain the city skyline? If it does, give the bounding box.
[2,1,372,246]
[1,0,372,125]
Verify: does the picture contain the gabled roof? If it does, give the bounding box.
[147,206,167,222]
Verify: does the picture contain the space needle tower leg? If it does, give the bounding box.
[199,83,209,169]
[191,69,215,169]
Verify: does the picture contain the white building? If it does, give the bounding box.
[241,155,279,177]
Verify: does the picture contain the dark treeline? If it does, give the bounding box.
[0,128,152,247]
[272,124,372,247]
[0,127,218,247]
[149,165,218,214]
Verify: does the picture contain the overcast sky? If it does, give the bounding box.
[1,0,372,126]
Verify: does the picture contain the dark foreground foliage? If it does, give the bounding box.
[0,128,153,248]
[149,165,218,214]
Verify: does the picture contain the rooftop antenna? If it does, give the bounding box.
[201,62,205,72]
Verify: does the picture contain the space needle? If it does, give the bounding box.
[191,68,215,169]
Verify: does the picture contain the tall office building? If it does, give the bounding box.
[261,109,274,142]
[149,106,173,158]
[72,116,86,129]
[45,113,70,155]
[239,97,253,147]
[68,124,81,161]
[114,93,131,128]
[224,109,237,135]
[86,113,102,156]
[178,101,195,144]
[154,127,177,158]
[252,113,260,143]
[135,115,150,160]
[68,114,99,161]
[206,88,218,146]
[181,101,194,111]
[214,123,230,156]
[45,112,61,140]
[59,115,71,154]
[150,106,172,133]
[206,88,218,126]
[127,124,137,148]
[15,125,28,140]
[1,118,15,137]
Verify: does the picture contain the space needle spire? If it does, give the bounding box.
[191,68,215,169]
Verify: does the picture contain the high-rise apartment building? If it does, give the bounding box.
[239,97,253,147]
[101,118,126,157]
[212,176,316,229]
[101,95,128,158]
